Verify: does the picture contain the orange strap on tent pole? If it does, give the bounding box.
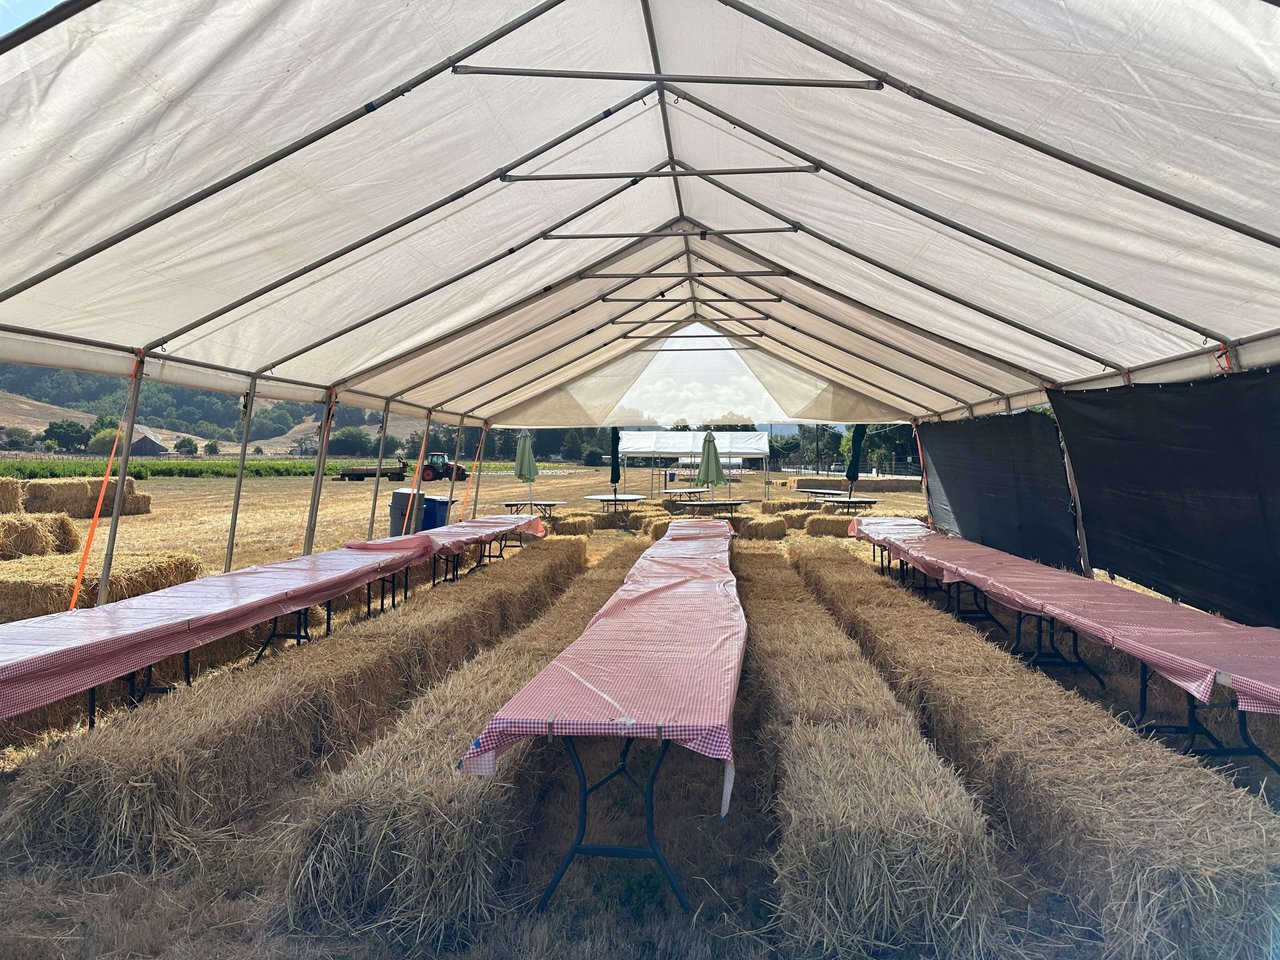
[401,415,432,536]
[457,424,487,519]
[69,359,139,609]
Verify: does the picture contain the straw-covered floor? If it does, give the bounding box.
[732,543,1006,958]
[0,537,588,870]
[791,540,1280,960]
[282,541,645,950]
[0,550,203,623]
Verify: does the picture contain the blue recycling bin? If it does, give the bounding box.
[667,470,677,483]
[389,490,455,536]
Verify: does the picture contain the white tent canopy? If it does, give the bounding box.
[618,430,769,458]
[2,0,1278,426]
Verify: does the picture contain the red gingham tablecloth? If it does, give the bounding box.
[346,514,545,564]
[0,546,414,722]
[851,517,1280,713]
[461,519,746,815]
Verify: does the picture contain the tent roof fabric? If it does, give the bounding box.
[2,0,1277,426]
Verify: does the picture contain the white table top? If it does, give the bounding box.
[584,494,648,502]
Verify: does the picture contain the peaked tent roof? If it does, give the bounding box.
[1,0,1277,426]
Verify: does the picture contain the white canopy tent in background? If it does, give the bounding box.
[2,0,1278,583]
[617,431,769,497]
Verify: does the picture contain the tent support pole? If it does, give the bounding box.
[670,86,1233,345]
[3,0,575,311]
[683,164,1128,373]
[471,422,489,518]
[302,391,336,556]
[302,394,336,555]
[445,415,466,522]
[404,412,433,534]
[97,355,145,606]
[714,0,1280,251]
[366,398,392,540]
[224,376,258,572]
[1061,438,1093,577]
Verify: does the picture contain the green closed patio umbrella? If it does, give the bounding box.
[514,429,537,509]
[846,424,867,492]
[696,430,725,491]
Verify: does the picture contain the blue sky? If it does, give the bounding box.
[1,0,62,36]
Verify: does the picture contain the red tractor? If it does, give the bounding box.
[420,451,467,482]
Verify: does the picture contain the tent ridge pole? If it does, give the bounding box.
[224,375,258,572]
[96,352,145,605]
[253,162,671,376]
[668,87,1234,345]
[680,161,1128,373]
[146,82,658,353]
[0,0,573,309]
[714,0,1280,251]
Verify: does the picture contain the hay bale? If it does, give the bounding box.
[0,538,589,869]
[732,545,1005,957]
[0,477,22,514]
[761,498,809,514]
[779,509,818,529]
[804,515,852,537]
[739,516,786,540]
[283,541,648,949]
[646,517,670,540]
[0,551,203,624]
[791,541,1280,960]
[0,513,80,560]
[20,477,150,518]
[549,515,594,536]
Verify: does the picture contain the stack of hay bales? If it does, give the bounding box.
[0,551,202,624]
[22,477,151,518]
[732,544,1005,958]
[778,509,818,529]
[0,476,22,514]
[283,541,648,948]
[804,514,853,537]
[0,513,80,560]
[0,537,590,869]
[739,516,785,540]
[645,516,670,540]
[791,541,1280,959]
[760,498,809,514]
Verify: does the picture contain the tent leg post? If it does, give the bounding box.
[471,423,488,518]
[97,356,145,606]
[224,377,257,572]
[1061,439,1093,577]
[445,414,466,523]
[302,391,336,556]
[366,399,391,540]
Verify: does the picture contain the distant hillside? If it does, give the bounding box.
[0,363,372,442]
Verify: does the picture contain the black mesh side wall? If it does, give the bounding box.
[1050,370,1280,626]
[917,412,1081,571]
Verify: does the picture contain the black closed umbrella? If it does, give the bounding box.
[846,424,867,490]
[609,427,621,494]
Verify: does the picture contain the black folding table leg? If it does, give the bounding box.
[87,687,97,730]
[183,651,192,686]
